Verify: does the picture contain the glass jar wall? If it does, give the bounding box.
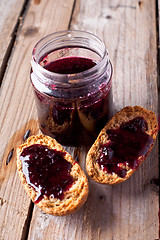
[30,30,113,146]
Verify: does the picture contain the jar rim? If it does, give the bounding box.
[31,30,110,87]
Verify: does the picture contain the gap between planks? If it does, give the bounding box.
[21,201,34,240]
[68,0,77,29]
[13,1,79,239]
[0,0,30,87]
[156,0,160,176]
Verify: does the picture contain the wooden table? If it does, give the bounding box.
[0,0,159,239]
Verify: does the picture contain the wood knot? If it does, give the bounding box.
[34,0,41,5]
[150,178,159,195]
[0,197,6,206]
[99,195,106,200]
[106,15,112,19]
[23,27,39,37]
[150,178,159,187]
[6,148,14,165]
[138,1,143,10]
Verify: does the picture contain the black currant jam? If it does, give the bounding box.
[20,144,74,203]
[97,117,154,178]
[31,30,112,145]
[43,56,96,74]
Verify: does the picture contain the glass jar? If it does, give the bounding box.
[30,30,113,146]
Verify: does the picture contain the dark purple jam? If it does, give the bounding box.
[31,56,112,146]
[43,56,96,74]
[51,102,72,125]
[20,144,74,203]
[97,117,154,178]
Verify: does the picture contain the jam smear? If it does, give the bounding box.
[20,144,74,203]
[97,117,154,178]
[43,56,96,74]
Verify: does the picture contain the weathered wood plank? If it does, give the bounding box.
[29,0,158,240]
[0,0,27,82]
[0,0,158,239]
[0,0,75,239]
[71,0,158,111]
[70,0,159,239]
[158,0,160,125]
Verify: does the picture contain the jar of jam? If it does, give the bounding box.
[30,30,113,146]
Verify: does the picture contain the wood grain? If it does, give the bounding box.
[0,0,159,239]
[71,0,158,112]
[70,0,159,239]
[0,0,27,82]
[158,0,160,122]
[70,1,159,239]
[0,0,75,239]
[28,0,159,240]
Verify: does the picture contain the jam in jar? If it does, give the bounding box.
[30,30,113,146]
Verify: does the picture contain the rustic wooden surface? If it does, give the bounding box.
[0,0,27,81]
[0,0,159,240]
